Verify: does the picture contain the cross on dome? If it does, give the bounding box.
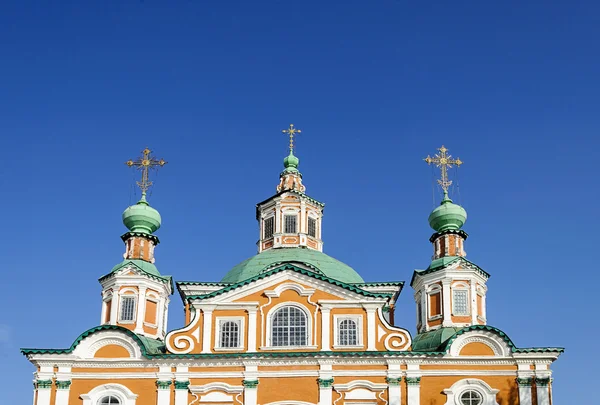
[125,147,167,196]
[424,145,463,195]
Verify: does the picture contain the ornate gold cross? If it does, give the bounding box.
[424,145,463,193]
[282,124,301,151]
[125,148,167,195]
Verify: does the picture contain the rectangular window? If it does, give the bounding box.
[308,217,317,237]
[453,289,469,315]
[284,215,297,233]
[264,217,274,239]
[119,297,136,322]
[417,301,422,325]
[429,292,441,317]
[218,319,242,348]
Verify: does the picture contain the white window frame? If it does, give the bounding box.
[81,383,137,405]
[263,303,316,350]
[442,378,499,405]
[452,283,470,316]
[118,290,138,323]
[307,216,317,238]
[263,216,275,239]
[427,285,443,320]
[214,316,245,351]
[283,214,298,234]
[333,315,363,349]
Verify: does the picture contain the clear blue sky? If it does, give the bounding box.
[0,1,597,403]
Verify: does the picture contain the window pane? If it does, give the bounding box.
[308,217,316,237]
[264,217,274,239]
[220,321,240,348]
[119,297,136,322]
[271,306,307,346]
[453,290,469,316]
[284,215,297,233]
[460,390,482,405]
[338,319,358,346]
[100,396,121,405]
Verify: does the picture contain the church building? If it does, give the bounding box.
[21,127,563,405]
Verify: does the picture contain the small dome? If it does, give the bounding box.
[122,195,161,234]
[428,193,467,232]
[283,151,299,172]
[221,247,364,284]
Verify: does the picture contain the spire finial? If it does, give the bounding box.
[126,147,167,196]
[282,124,301,152]
[424,145,463,195]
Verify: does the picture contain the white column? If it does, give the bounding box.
[54,366,72,405]
[110,292,119,324]
[536,377,551,405]
[364,305,377,351]
[174,366,189,405]
[243,381,258,405]
[321,307,331,351]
[100,299,108,324]
[318,383,333,405]
[157,366,173,405]
[470,281,477,324]
[516,379,532,405]
[442,280,452,327]
[481,292,487,321]
[419,292,427,332]
[406,378,420,405]
[387,363,402,405]
[163,299,170,335]
[35,382,52,405]
[202,306,215,353]
[135,286,147,333]
[247,308,258,352]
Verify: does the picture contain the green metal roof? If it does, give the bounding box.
[411,327,463,352]
[221,247,364,284]
[410,256,490,286]
[188,263,389,301]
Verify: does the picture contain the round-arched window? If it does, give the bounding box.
[99,396,120,405]
[271,306,308,347]
[459,390,482,405]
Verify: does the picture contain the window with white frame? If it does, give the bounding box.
[459,390,482,405]
[119,296,136,322]
[264,216,274,239]
[308,217,317,237]
[336,317,361,347]
[453,289,469,316]
[99,396,121,405]
[284,214,297,233]
[271,306,307,346]
[217,318,243,349]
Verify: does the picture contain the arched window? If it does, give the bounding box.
[99,396,121,405]
[220,321,240,348]
[459,390,482,405]
[271,306,307,346]
[338,319,358,346]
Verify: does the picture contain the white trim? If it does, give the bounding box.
[442,379,499,405]
[333,380,388,391]
[333,315,364,348]
[189,382,244,394]
[448,330,511,357]
[165,308,201,354]
[80,383,138,405]
[215,316,245,350]
[265,302,312,348]
[72,330,141,359]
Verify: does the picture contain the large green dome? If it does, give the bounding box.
[122,195,161,234]
[221,247,364,284]
[428,193,467,233]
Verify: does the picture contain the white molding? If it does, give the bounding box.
[442,378,500,405]
[72,330,141,359]
[80,383,138,405]
[265,302,313,348]
[334,380,388,391]
[189,382,244,394]
[333,314,364,347]
[448,330,511,357]
[215,316,245,350]
[165,308,201,354]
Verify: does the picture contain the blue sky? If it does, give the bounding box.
[0,1,598,403]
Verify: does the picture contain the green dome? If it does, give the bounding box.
[428,193,467,232]
[122,195,161,234]
[221,247,364,284]
[283,151,299,172]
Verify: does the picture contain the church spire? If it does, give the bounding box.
[277,124,306,193]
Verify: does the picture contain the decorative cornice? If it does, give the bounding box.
[535,377,551,387]
[55,380,71,390]
[156,380,172,389]
[174,381,190,390]
[405,377,421,385]
[385,377,402,386]
[318,378,334,388]
[36,380,52,389]
[516,377,533,386]
[120,231,160,245]
[243,380,259,388]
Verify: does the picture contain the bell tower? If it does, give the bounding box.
[412,146,489,334]
[99,148,173,340]
[257,125,324,253]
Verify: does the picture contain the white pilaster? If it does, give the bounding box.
[157,385,172,405]
[470,281,477,324]
[406,363,421,405]
[517,384,532,405]
[247,308,258,352]
[36,386,51,405]
[321,307,331,351]
[536,377,551,405]
[386,362,402,405]
[419,292,427,332]
[101,299,108,324]
[174,366,189,405]
[157,296,166,338]
[110,292,119,324]
[318,362,334,405]
[157,366,173,405]
[54,366,72,405]
[364,305,378,351]
[135,286,147,333]
[202,306,216,353]
[442,280,452,327]
[35,366,53,405]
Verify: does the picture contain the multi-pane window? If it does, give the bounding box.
[417,302,422,325]
[264,217,274,239]
[337,319,358,346]
[99,396,121,405]
[219,320,241,348]
[119,296,136,322]
[271,306,307,346]
[284,215,297,233]
[453,289,469,316]
[459,390,482,405]
[308,217,317,237]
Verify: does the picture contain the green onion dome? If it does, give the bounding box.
[428,192,467,232]
[283,150,300,173]
[122,194,162,234]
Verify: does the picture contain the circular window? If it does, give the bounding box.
[460,390,482,405]
[99,396,120,405]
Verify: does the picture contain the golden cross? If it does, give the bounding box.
[125,148,167,195]
[424,145,463,193]
[282,124,301,151]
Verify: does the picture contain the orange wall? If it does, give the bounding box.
[69,380,156,404]
[421,376,519,405]
[257,377,319,404]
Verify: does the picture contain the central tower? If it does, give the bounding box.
[256,124,324,253]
